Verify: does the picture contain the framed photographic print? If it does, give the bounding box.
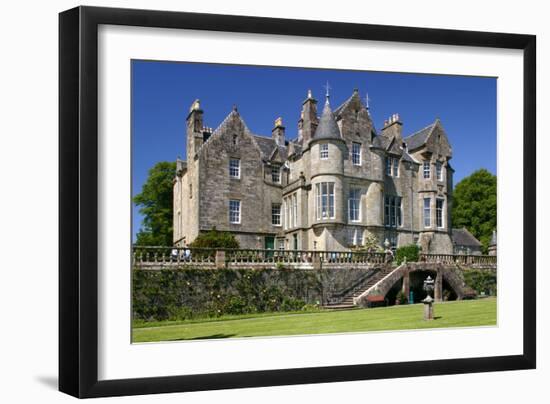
[59,6,536,398]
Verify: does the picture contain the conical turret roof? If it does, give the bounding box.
[313,100,341,140]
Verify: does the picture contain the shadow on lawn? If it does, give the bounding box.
[168,333,237,341]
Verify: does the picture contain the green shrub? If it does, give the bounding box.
[395,244,420,265]
[189,227,240,249]
[463,269,497,296]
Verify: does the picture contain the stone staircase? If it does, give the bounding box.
[322,266,396,310]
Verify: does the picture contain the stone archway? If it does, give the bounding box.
[367,262,466,303]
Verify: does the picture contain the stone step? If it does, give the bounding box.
[322,304,357,310]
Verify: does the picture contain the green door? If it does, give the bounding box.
[265,236,275,249]
[265,236,275,259]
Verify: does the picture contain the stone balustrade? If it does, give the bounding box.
[132,246,496,270]
[419,253,496,266]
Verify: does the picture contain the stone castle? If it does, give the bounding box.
[173,88,455,253]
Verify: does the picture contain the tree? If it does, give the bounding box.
[189,228,240,249]
[452,169,497,253]
[133,161,176,246]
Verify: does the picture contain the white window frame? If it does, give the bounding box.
[271,165,281,183]
[436,198,445,228]
[352,142,361,166]
[384,195,402,228]
[385,157,392,176]
[320,143,329,160]
[292,194,298,227]
[348,188,361,222]
[272,203,281,226]
[229,158,240,178]
[283,197,290,230]
[229,199,241,224]
[423,197,431,228]
[392,158,399,177]
[423,161,431,179]
[315,182,335,220]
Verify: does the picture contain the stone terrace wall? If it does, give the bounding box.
[133,264,383,321]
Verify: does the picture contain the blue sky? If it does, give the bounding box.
[132,60,496,239]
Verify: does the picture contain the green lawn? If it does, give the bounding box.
[132,297,496,343]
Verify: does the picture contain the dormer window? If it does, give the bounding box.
[386,157,399,177]
[423,161,431,179]
[320,143,329,160]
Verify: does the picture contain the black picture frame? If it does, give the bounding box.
[59,5,536,398]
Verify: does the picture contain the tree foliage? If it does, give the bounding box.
[452,169,497,253]
[189,228,240,249]
[133,161,176,246]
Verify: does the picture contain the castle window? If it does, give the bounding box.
[423,197,431,228]
[436,161,443,181]
[229,158,240,178]
[232,134,238,146]
[436,198,445,228]
[189,183,192,199]
[384,195,402,227]
[271,165,280,183]
[229,199,241,224]
[352,142,361,165]
[283,199,288,229]
[292,194,298,227]
[423,161,431,179]
[272,204,281,226]
[386,157,399,177]
[348,188,361,222]
[315,182,335,220]
[320,143,329,160]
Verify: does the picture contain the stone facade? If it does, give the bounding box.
[174,89,455,253]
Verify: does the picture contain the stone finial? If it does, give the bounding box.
[307,89,313,99]
[189,99,200,112]
[274,117,283,128]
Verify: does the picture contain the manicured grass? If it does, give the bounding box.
[132,297,496,343]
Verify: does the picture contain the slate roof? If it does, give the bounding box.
[404,122,436,151]
[371,135,391,150]
[313,101,342,140]
[452,228,482,247]
[252,134,288,161]
[401,151,419,164]
[253,135,277,157]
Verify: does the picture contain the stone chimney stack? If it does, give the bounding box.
[186,99,205,157]
[298,89,318,144]
[381,112,403,141]
[272,117,286,146]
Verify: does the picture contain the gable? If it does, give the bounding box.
[199,110,263,160]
